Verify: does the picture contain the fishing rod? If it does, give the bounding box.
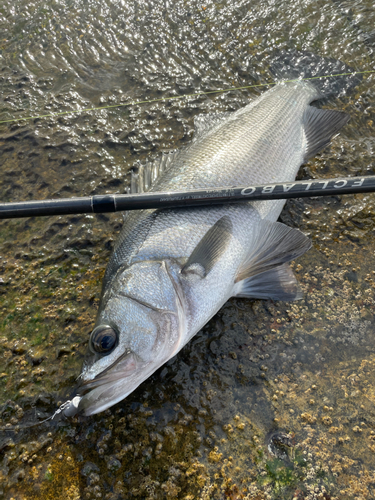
[0,175,374,219]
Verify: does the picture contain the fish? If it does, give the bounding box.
[61,77,349,417]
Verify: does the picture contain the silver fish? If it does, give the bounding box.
[66,80,349,416]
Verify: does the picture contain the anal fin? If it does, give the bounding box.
[233,263,302,301]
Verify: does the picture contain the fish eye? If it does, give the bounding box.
[90,325,118,354]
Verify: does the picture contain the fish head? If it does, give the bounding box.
[76,260,184,415]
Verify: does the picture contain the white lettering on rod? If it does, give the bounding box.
[241,187,256,195]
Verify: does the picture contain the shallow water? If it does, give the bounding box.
[0,0,375,499]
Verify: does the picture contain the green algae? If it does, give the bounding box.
[260,456,303,490]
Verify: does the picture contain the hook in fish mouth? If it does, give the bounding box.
[57,350,145,417]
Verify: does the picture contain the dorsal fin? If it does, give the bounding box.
[303,106,349,161]
[129,150,180,194]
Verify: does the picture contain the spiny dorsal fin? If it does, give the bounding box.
[181,216,233,278]
[303,106,349,161]
[235,220,311,283]
[232,263,302,301]
[129,150,180,194]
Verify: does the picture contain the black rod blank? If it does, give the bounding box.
[0,175,374,219]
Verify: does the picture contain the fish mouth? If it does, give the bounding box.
[74,346,174,416]
[81,350,139,390]
[76,351,146,416]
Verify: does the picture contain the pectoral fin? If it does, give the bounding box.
[233,220,310,301]
[181,216,233,278]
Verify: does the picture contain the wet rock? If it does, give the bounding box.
[0,437,15,452]
[267,432,293,460]
[16,378,28,389]
[28,436,53,454]
[27,348,45,366]
[105,455,122,471]
[8,468,25,486]
[11,340,28,355]
[81,462,100,477]
[35,393,54,407]
[56,345,72,358]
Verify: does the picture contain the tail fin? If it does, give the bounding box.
[269,49,362,97]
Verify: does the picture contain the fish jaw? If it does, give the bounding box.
[77,352,154,415]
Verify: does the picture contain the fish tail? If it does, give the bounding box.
[268,49,362,97]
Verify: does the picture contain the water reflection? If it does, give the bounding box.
[0,0,375,498]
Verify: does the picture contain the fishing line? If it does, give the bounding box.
[0,409,74,433]
[0,70,374,125]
